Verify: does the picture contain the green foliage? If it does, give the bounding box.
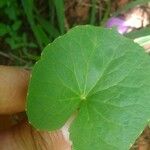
[0,23,9,36]
[0,0,10,7]
[90,0,98,24]
[36,16,59,39]
[0,0,38,65]
[1,0,150,66]
[27,26,150,150]
[51,0,65,34]
[21,0,34,24]
[22,0,45,49]
[22,0,65,49]
[0,0,64,65]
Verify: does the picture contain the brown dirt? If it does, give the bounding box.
[65,0,90,26]
[131,127,150,150]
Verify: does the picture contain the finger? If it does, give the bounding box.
[0,121,71,150]
[0,113,26,130]
[0,66,30,114]
[0,115,15,130]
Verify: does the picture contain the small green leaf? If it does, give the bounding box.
[27,25,150,150]
[0,23,9,36]
[12,20,22,31]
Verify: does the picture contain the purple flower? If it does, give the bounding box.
[106,17,129,34]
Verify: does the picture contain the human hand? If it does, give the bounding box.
[0,65,71,150]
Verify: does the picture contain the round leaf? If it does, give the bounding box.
[27,25,150,150]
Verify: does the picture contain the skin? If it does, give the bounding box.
[0,65,71,150]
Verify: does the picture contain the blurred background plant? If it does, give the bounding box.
[0,0,150,66]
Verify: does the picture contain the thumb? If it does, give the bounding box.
[0,66,30,114]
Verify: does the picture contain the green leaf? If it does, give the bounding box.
[33,25,50,47]
[12,20,22,31]
[36,16,60,38]
[0,23,9,36]
[27,25,150,150]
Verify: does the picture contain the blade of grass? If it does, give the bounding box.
[22,48,40,61]
[21,0,34,25]
[100,0,111,26]
[48,0,55,27]
[52,0,65,34]
[0,51,28,64]
[34,25,50,47]
[36,16,60,39]
[90,0,97,24]
[22,0,49,50]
